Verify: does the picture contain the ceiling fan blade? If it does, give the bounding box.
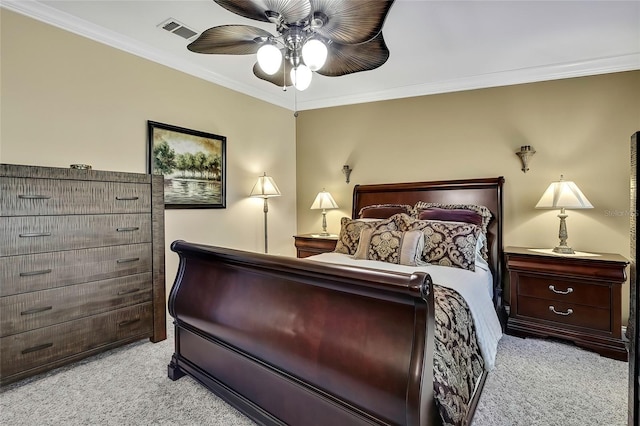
[187,25,273,54]
[310,0,395,45]
[215,0,311,24]
[316,32,390,77]
[253,59,293,87]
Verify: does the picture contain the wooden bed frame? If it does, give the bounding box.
[167,177,504,426]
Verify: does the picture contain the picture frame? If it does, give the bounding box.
[147,121,226,209]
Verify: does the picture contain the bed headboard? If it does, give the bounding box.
[352,177,505,319]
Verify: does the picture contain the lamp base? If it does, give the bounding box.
[553,245,575,254]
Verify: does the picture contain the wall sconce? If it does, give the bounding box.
[342,165,352,184]
[516,145,536,173]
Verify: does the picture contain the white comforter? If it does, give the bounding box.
[307,252,503,370]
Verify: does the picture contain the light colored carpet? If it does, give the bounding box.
[1,323,628,426]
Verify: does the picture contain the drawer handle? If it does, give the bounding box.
[115,196,139,201]
[18,194,51,200]
[549,305,574,316]
[116,257,140,264]
[19,269,52,277]
[548,285,573,295]
[118,318,141,327]
[116,227,139,232]
[21,306,53,315]
[21,342,53,354]
[19,232,51,238]
[117,288,141,296]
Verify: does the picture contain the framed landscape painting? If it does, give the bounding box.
[147,121,226,209]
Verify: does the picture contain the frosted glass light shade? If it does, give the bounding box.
[257,44,282,75]
[290,65,312,91]
[302,39,328,71]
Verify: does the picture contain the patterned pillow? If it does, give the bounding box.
[359,204,413,219]
[413,202,492,261]
[354,229,424,266]
[333,216,399,255]
[398,215,481,271]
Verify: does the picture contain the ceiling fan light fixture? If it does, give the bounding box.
[302,38,328,71]
[257,43,282,75]
[291,64,312,91]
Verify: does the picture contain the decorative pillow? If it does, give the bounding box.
[417,207,483,226]
[398,215,481,271]
[359,204,413,219]
[413,202,492,261]
[354,229,424,266]
[333,216,398,255]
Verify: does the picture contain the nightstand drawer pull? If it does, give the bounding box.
[548,285,573,295]
[115,196,139,201]
[549,305,573,316]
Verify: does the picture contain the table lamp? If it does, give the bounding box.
[310,189,338,236]
[535,175,593,254]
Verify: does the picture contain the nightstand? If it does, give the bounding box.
[505,246,629,361]
[293,234,338,258]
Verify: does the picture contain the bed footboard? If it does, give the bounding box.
[167,241,438,426]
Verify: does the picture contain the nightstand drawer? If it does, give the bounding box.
[517,274,610,308]
[517,296,610,332]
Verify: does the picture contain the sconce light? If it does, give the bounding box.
[516,145,536,173]
[342,165,352,184]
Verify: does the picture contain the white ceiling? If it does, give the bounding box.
[3,0,639,111]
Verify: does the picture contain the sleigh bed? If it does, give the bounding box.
[168,177,505,426]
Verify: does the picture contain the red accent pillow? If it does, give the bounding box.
[417,207,483,226]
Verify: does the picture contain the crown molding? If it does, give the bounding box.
[4,1,639,112]
[296,53,640,111]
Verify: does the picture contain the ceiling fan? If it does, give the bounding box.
[188,0,395,91]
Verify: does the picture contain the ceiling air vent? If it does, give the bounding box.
[158,18,198,40]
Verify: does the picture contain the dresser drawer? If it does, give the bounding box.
[0,303,153,378]
[517,274,610,309]
[0,243,152,297]
[0,178,150,216]
[0,214,151,256]
[517,295,610,332]
[1,272,152,337]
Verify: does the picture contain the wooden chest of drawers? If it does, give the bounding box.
[0,163,166,385]
[505,246,628,360]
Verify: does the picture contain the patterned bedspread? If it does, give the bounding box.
[434,284,484,426]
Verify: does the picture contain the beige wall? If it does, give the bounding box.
[0,10,298,291]
[296,71,640,323]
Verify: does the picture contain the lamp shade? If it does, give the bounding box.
[250,172,281,198]
[302,39,328,71]
[290,64,312,91]
[256,44,282,75]
[535,175,593,210]
[310,190,338,210]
